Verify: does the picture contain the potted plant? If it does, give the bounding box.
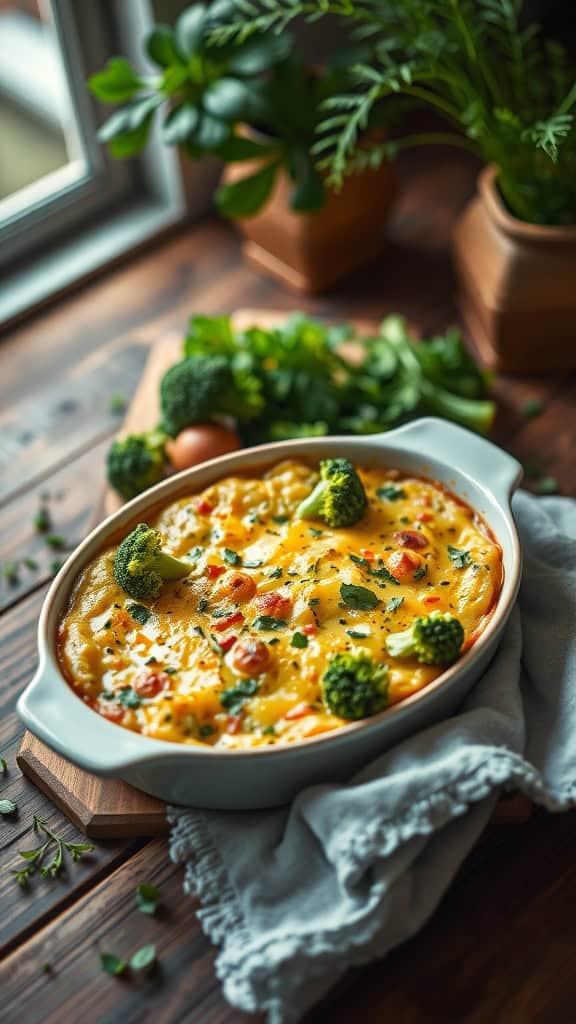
[214,0,576,370]
[87,1,395,294]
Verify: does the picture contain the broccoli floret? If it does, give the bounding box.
[106,429,167,501]
[321,651,389,720]
[386,611,464,665]
[160,356,261,437]
[113,523,191,600]
[296,458,368,527]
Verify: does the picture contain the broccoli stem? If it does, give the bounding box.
[296,481,326,520]
[420,380,495,435]
[130,552,190,581]
[385,630,414,659]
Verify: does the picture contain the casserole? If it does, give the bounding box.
[18,418,522,809]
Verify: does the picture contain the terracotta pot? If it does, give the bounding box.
[453,165,576,372]
[222,142,395,294]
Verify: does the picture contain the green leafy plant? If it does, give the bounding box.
[12,816,94,887]
[87,1,359,217]
[213,0,576,225]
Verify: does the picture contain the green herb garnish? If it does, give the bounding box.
[127,603,151,626]
[101,953,127,977]
[136,883,160,915]
[376,484,407,501]
[33,507,51,532]
[45,534,66,550]
[413,564,429,581]
[291,632,309,648]
[267,567,283,579]
[23,557,38,570]
[387,596,404,612]
[199,724,216,738]
[447,546,471,569]
[130,944,157,973]
[521,398,544,418]
[109,393,127,415]
[220,678,259,713]
[2,562,19,585]
[0,758,7,774]
[272,515,289,524]
[340,583,380,611]
[0,799,17,815]
[346,629,369,639]
[224,548,242,566]
[118,687,142,709]
[11,816,94,887]
[197,598,209,613]
[253,615,287,631]
[308,527,323,537]
[536,476,560,495]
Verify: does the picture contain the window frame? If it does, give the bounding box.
[0,0,213,329]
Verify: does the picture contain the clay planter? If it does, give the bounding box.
[453,165,576,373]
[222,146,395,294]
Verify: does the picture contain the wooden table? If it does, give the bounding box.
[1,149,575,1024]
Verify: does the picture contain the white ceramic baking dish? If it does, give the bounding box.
[18,418,522,809]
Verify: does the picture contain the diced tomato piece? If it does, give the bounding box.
[196,499,214,515]
[216,571,256,602]
[256,591,292,618]
[219,634,238,652]
[134,669,170,697]
[213,611,244,632]
[386,549,421,580]
[393,530,428,550]
[302,623,317,635]
[423,595,441,606]
[359,548,375,560]
[100,702,124,723]
[206,563,226,579]
[416,512,433,523]
[285,702,312,721]
[226,715,242,734]
[231,636,270,675]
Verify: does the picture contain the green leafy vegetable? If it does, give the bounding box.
[253,615,287,631]
[340,583,380,611]
[447,546,471,569]
[127,603,151,626]
[101,953,128,977]
[291,632,309,648]
[220,678,259,713]
[136,882,161,915]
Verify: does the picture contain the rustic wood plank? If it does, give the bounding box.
[0,838,262,1024]
[0,588,142,955]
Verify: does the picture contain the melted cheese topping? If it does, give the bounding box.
[58,460,502,749]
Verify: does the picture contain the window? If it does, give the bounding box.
[0,0,203,327]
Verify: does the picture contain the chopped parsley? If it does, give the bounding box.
[413,564,429,581]
[220,678,259,713]
[253,615,287,631]
[118,687,142,709]
[308,527,323,537]
[387,596,404,612]
[33,506,51,532]
[199,724,216,738]
[340,583,380,611]
[346,629,369,639]
[197,598,209,613]
[243,559,264,568]
[127,603,151,626]
[291,632,309,649]
[349,554,400,586]
[208,634,224,655]
[267,566,283,579]
[45,534,66,550]
[376,484,407,501]
[136,883,160,916]
[193,625,205,637]
[272,515,289,524]
[224,548,242,566]
[101,953,127,977]
[164,667,177,675]
[0,758,7,774]
[447,545,471,569]
[308,598,320,607]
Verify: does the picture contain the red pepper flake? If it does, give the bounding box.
[285,702,312,721]
[302,623,317,635]
[213,611,244,632]
[219,634,238,652]
[423,595,441,605]
[359,548,375,560]
[416,512,433,523]
[196,499,214,515]
[206,564,226,579]
[226,714,242,734]
[393,529,429,550]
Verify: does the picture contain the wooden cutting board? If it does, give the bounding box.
[18,308,532,835]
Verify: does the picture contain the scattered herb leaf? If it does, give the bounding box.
[346,629,369,639]
[208,634,224,655]
[2,562,19,585]
[11,816,94,887]
[127,603,151,626]
[0,758,7,774]
[101,952,128,977]
[413,564,428,581]
[136,882,160,915]
[447,546,471,569]
[33,507,51,532]
[521,398,544,418]
[340,583,380,611]
[23,557,38,570]
[50,559,64,574]
[267,566,283,579]
[376,484,407,501]
[253,615,287,631]
[129,944,157,973]
[536,476,560,495]
[308,527,323,537]
[109,393,127,415]
[199,724,216,737]
[220,678,259,713]
[272,515,289,524]
[0,799,17,815]
[45,534,66,550]
[387,596,404,612]
[223,548,242,566]
[118,687,142,709]
[197,598,209,613]
[291,632,309,648]
[308,598,320,607]
[243,559,264,568]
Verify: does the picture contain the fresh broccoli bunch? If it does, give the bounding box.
[386,611,464,665]
[160,355,263,437]
[113,523,191,600]
[322,651,389,720]
[296,457,368,528]
[107,428,168,500]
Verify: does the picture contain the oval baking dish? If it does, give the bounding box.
[18,418,522,809]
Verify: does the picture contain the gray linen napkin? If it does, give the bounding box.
[169,491,576,1023]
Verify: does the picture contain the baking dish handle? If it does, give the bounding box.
[380,417,523,501]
